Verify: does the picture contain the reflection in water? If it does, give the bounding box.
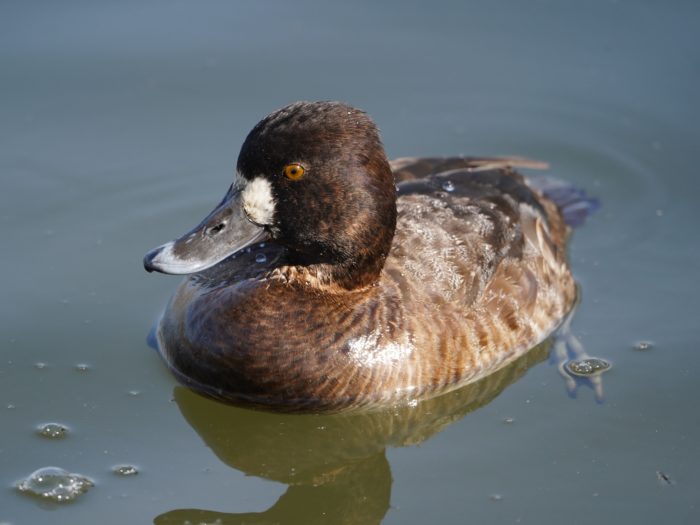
[155,343,552,524]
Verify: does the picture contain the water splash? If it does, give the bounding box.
[16,467,93,502]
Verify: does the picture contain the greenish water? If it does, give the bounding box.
[2,1,699,523]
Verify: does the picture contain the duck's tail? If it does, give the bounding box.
[528,176,600,228]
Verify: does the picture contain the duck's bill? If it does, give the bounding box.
[143,186,269,275]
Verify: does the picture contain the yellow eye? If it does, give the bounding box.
[283,163,305,180]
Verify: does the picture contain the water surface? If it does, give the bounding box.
[2,1,699,523]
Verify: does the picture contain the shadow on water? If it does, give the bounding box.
[154,342,551,525]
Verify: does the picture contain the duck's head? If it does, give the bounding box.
[144,101,397,289]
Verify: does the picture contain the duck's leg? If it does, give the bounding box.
[550,301,610,403]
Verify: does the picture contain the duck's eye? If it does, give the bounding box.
[283,163,305,181]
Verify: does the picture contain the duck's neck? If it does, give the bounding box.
[314,182,398,290]
[335,219,396,290]
[281,217,396,291]
[280,193,397,291]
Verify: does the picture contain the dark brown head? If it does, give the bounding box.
[144,101,397,290]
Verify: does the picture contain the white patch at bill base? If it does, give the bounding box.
[241,176,276,226]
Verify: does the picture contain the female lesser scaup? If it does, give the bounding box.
[144,101,594,412]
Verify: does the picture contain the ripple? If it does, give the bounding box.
[529,101,679,252]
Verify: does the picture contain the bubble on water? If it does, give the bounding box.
[441,180,455,192]
[255,253,267,264]
[37,423,69,439]
[75,363,90,372]
[565,358,611,377]
[633,340,654,351]
[16,467,93,503]
[113,465,139,476]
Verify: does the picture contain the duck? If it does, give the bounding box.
[143,100,595,412]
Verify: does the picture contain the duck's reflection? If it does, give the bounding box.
[154,343,551,525]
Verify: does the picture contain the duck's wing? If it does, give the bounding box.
[379,160,579,394]
[389,159,570,311]
[390,156,549,183]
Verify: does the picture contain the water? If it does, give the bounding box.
[2,1,699,523]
